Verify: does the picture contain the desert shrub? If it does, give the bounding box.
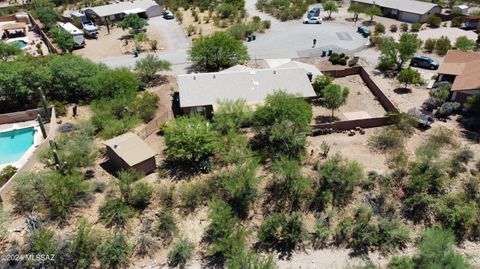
[91,97,141,139]
[374,23,385,34]
[435,36,451,56]
[329,52,349,65]
[127,182,153,209]
[179,180,210,212]
[390,24,398,32]
[168,237,194,268]
[436,102,460,118]
[12,172,45,213]
[262,20,271,29]
[448,148,474,177]
[226,250,276,269]
[133,233,158,258]
[312,75,334,96]
[252,91,312,160]
[217,3,236,19]
[158,183,176,208]
[424,38,436,52]
[451,16,464,27]
[390,112,417,135]
[312,154,363,209]
[213,99,253,134]
[312,218,332,249]
[416,228,472,269]
[0,208,7,242]
[388,256,415,269]
[400,23,409,32]
[435,194,478,240]
[269,158,311,210]
[427,16,442,28]
[348,205,378,253]
[368,127,404,152]
[98,197,134,228]
[428,84,450,109]
[23,228,58,268]
[214,161,260,219]
[163,115,216,162]
[376,218,410,253]
[257,212,306,251]
[411,22,422,32]
[227,22,258,40]
[455,36,476,52]
[153,210,178,243]
[97,233,131,269]
[0,165,16,187]
[206,200,237,241]
[215,131,252,165]
[133,91,159,122]
[464,176,480,203]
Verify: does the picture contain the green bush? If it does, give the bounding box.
[374,23,385,34]
[368,127,404,152]
[133,233,158,258]
[97,233,131,269]
[312,218,332,249]
[427,16,442,28]
[257,212,306,251]
[179,180,210,212]
[411,22,422,32]
[215,131,252,165]
[207,199,238,241]
[153,210,178,243]
[390,24,398,32]
[158,183,176,208]
[312,75,334,96]
[424,38,436,53]
[376,218,410,253]
[217,3,236,19]
[163,115,216,162]
[98,197,134,228]
[128,182,153,209]
[435,36,452,56]
[451,16,464,27]
[133,91,159,122]
[23,228,58,268]
[400,23,409,32]
[329,52,349,65]
[388,256,415,269]
[213,98,253,134]
[0,165,16,187]
[312,154,363,209]
[226,250,276,269]
[435,194,478,240]
[168,238,194,268]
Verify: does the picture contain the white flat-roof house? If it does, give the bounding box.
[177,67,317,118]
[351,0,441,23]
[84,0,162,23]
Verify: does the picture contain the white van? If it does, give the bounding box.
[58,22,85,48]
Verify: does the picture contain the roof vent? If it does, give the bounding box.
[213,74,216,79]
[273,70,277,74]
[249,70,256,75]
[193,76,196,80]
[113,144,119,149]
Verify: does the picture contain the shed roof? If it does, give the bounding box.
[104,132,156,166]
[353,0,439,15]
[438,50,480,92]
[178,67,316,108]
[84,0,157,17]
[1,22,26,31]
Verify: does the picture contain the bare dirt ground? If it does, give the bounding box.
[179,8,228,38]
[312,75,386,124]
[73,23,166,60]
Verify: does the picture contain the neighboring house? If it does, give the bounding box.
[84,0,162,23]
[351,0,441,23]
[437,50,480,103]
[464,15,480,31]
[104,132,157,174]
[177,67,317,118]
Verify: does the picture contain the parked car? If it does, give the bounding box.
[163,10,174,19]
[308,7,321,18]
[82,20,98,38]
[303,17,323,24]
[410,55,439,70]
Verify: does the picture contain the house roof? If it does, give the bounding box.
[464,15,480,21]
[1,22,26,31]
[84,0,157,17]
[353,0,439,15]
[104,132,156,166]
[438,50,480,92]
[178,67,316,108]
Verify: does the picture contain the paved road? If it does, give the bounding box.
[97,3,367,71]
[95,16,191,71]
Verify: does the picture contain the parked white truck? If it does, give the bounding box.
[58,22,85,48]
[71,11,98,38]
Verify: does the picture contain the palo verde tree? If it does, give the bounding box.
[323,1,339,19]
[188,31,249,72]
[120,13,148,33]
[348,3,364,21]
[252,90,312,160]
[321,83,349,121]
[363,5,382,23]
[397,67,422,91]
[134,54,171,83]
[379,33,422,70]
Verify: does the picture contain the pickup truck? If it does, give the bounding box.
[82,20,98,38]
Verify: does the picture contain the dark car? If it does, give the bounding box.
[410,55,439,70]
[163,10,174,19]
[307,7,321,18]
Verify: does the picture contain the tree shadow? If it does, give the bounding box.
[159,159,208,181]
[143,74,169,88]
[314,115,341,124]
[393,88,412,94]
[361,21,376,27]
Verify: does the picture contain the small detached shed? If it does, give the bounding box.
[104,132,156,174]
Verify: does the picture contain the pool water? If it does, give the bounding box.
[11,40,27,49]
[0,127,35,165]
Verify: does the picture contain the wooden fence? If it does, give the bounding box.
[137,111,173,139]
[0,108,45,124]
[312,66,398,135]
[27,12,58,54]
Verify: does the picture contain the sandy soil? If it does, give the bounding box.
[74,23,166,60]
[180,8,229,38]
[312,75,386,124]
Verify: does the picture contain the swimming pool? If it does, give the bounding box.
[10,40,27,49]
[0,127,35,165]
